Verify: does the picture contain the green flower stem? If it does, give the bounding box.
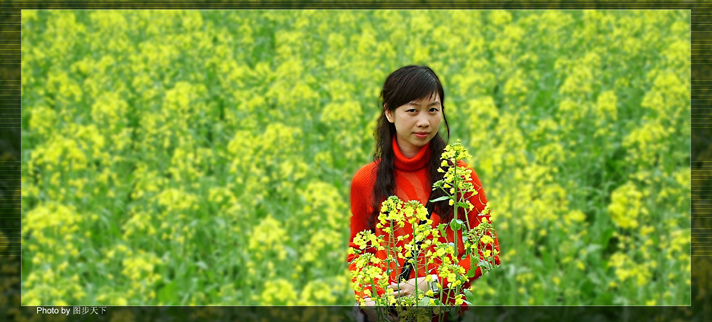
[450,162,465,312]
[462,187,473,232]
[453,161,459,257]
[370,277,376,301]
[372,277,386,322]
[412,221,418,303]
[444,275,454,308]
[386,219,394,278]
[387,219,400,307]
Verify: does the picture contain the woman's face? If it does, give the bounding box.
[385,93,442,157]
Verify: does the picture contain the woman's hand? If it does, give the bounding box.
[386,276,431,298]
[360,299,398,322]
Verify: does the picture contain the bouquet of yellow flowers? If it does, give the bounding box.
[349,140,500,322]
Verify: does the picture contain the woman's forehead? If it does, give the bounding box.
[409,92,440,103]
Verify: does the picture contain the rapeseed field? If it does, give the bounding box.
[20,10,690,306]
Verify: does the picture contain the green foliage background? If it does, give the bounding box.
[19,10,690,306]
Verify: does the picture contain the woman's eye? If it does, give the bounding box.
[406,109,416,113]
[430,108,439,112]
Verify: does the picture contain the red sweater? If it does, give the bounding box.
[348,136,500,302]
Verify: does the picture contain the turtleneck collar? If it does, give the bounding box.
[392,136,431,171]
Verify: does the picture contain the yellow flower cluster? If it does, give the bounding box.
[607,182,647,229]
[248,215,288,261]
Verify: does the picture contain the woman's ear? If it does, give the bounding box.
[385,109,394,123]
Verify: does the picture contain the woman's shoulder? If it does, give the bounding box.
[351,161,379,190]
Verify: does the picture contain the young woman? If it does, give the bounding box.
[348,65,500,321]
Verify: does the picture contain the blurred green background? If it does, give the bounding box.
[19,10,690,306]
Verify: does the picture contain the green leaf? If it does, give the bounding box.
[595,291,614,305]
[585,244,602,254]
[580,279,595,295]
[430,195,450,203]
[438,224,447,237]
[467,269,476,278]
[467,261,477,278]
[600,228,616,250]
[419,296,432,306]
[449,219,463,231]
[447,309,460,321]
[158,281,177,304]
[464,289,475,304]
[478,260,492,271]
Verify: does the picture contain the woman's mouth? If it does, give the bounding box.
[414,132,429,139]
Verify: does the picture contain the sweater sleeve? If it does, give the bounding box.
[435,162,501,291]
[347,164,386,300]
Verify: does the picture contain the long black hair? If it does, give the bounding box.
[368,65,452,230]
